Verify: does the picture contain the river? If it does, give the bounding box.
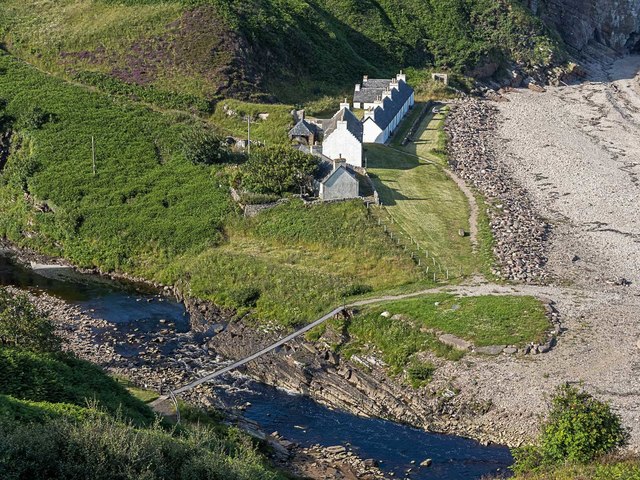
[0,251,513,479]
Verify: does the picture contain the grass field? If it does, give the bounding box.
[367,113,476,277]
[331,293,549,380]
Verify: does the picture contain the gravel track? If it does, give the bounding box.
[439,55,640,450]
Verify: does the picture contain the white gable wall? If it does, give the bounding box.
[363,118,385,143]
[323,128,363,167]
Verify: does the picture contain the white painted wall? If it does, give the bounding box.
[323,126,363,167]
[363,118,384,143]
[362,94,414,144]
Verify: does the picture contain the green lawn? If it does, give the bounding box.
[364,294,550,347]
[332,294,549,379]
[367,119,475,276]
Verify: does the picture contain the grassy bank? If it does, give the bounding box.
[367,110,476,277]
[314,293,549,386]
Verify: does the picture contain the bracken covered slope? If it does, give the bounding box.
[0,0,564,102]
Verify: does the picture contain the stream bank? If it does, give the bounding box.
[0,249,514,479]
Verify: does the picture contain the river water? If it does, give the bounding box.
[0,251,513,479]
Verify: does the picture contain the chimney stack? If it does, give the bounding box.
[396,70,406,82]
[340,98,350,110]
[355,83,361,92]
[363,75,369,83]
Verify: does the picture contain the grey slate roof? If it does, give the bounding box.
[318,163,357,184]
[288,119,320,138]
[363,79,413,131]
[353,79,393,104]
[322,107,363,141]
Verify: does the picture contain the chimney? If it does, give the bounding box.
[363,75,369,83]
[373,96,383,109]
[340,98,350,110]
[332,155,345,170]
[382,89,392,100]
[396,70,406,82]
[355,83,361,92]
[390,77,398,88]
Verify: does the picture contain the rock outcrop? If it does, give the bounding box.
[529,0,640,52]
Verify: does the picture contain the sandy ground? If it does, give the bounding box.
[451,56,640,449]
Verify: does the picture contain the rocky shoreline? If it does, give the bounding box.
[444,98,550,284]
[8,285,388,479]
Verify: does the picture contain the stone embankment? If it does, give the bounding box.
[445,99,550,283]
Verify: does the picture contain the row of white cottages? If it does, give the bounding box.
[289,72,415,169]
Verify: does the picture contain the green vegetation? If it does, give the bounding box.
[368,112,476,277]
[168,200,421,327]
[0,288,289,480]
[324,293,548,385]
[507,385,635,480]
[0,289,61,352]
[0,0,566,103]
[0,52,420,328]
[513,385,630,476]
[240,145,318,195]
[507,457,640,480]
[363,294,550,347]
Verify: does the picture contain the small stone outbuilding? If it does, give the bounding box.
[317,160,359,201]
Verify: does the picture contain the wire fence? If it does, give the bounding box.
[366,202,462,283]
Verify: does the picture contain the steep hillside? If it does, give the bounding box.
[527,0,640,53]
[0,0,565,103]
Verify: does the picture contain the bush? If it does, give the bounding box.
[341,284,373,297]
[181,129,234,165]
[241,145,318,196]
[406,362,435,388]
[0,289,61,352]
[229,286,261,308]
[513,384,629,474]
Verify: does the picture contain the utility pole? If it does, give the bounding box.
[246,116,251,155]
[91,136,96,176]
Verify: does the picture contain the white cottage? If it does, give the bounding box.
[321,103,364,167]
[354,72,415,144]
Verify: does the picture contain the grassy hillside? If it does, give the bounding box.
[0,52,421,327]
[0,0,566,103]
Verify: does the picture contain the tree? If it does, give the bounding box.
[242,145,318,196]
[181,129,233,165]
[513,383,629,473]
[0,289,61,352]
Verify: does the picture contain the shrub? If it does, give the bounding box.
[341,284,373,297]
[229,286,261,308]
[181,129,234,165]
[17,106,55,130]
[0,289,61,352]
[241,145,318,196]
[513,384,629,474]
[406,362,435,388]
